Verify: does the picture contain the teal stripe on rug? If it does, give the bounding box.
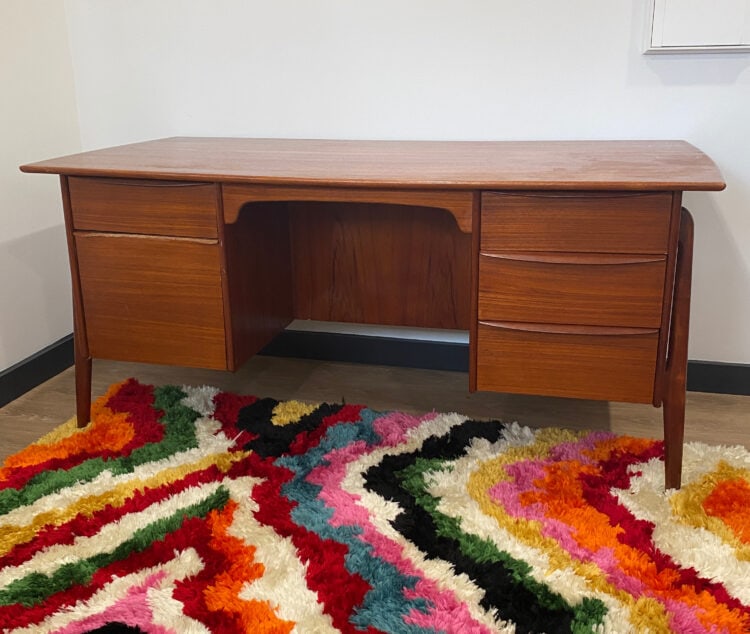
[278,408,434,633]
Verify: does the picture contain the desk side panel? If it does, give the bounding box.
[222,197,294,369]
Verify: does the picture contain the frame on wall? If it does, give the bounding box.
[645,0,750,53]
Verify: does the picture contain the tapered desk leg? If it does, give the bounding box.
[75,355,92,428]
[74,330,92,428]
[61,174,92,428]
[663,208,694,490]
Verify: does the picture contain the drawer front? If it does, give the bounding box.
[478,253,666,327]
[476,322,658,403]
[69,177,218,238]
[76,233,227,369]
[481,192,672,254]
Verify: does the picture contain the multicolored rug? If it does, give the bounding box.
[1,380,749,633]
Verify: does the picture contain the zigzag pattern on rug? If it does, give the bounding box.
[0,379,748,633]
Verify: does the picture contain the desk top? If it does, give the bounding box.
[21,137,725,192]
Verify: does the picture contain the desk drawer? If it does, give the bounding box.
[75,233,227,369]
[481,192,672,254]
[476,322,658,403]
[69,177,218,238]
[478,253,666,327]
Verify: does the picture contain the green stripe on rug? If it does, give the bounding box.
[0,483,230,607]
[0,386,202,516]
[399,457,608,631]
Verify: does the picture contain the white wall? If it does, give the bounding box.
[15,0,750,367]
[0,1,81,372]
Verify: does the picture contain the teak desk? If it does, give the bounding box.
[22,138,725,489]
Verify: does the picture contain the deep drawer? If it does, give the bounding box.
[481,192,672,254]
[478,253,666,328]
[75,233,227,369]
[69,177,218,238]
[475,321,658,403]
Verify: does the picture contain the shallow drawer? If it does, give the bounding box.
[69,177,218,238]
[478,253,666,328]
[75,233,227,369]
[481,192,672,254]
[475,322,658,403]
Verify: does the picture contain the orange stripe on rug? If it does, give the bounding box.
[0,382,135,478]
[204,499,294,633]
[704,476,750,546]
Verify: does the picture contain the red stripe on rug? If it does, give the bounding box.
[212,391,260,445]
[581,446,750,619]
[288,404,365,456]
[0,457,268,629]
[0,460,244,570]
[173,499,295,633]
[0,511,212,629]
[249,450,383,634]
[0,380,164,492]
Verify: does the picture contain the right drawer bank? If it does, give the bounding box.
[476,191,673,404]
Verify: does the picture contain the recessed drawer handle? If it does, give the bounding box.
[484,191,662,200]
[480,320,659,336]
[480,252,665,265]
[87,178,209,188]
[75,231,218,245]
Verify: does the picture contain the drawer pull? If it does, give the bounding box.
[75,231,218,245]
[86,178,209,188]
[480,252,665,265]
[484,191,665,200]
[479,320,658,336]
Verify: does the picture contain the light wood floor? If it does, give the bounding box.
[2,356,749,462]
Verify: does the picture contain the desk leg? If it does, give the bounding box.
[61,175,92,428]
[74,342,92,428]
[663,208,693,490]
[71,289,91,427]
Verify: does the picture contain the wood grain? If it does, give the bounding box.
[222,183,475,232]
[221,200,294,370]
[476,322,658,403]
[653,193,684,407]
[60,176,92,426]
[288,202,472,329]
[481,192,673,254]
[478,253,666,327]
[468,192,481,391]
[21,138,726,192]
[663,209,695,489]
[68,177,219,238]
[75,233,227,369]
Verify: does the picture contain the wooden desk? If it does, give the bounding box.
[22,138,725,489]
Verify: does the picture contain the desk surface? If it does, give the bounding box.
[21,137,725,192]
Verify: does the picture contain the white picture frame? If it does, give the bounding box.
[645,0,750,53]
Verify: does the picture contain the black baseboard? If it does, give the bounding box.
[1,331,748,407]
[259,331,470,372]
[260,331,750,397]
[686,360,750,396]
[0,335,74,408]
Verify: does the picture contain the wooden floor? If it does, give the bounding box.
[2,356,749,462]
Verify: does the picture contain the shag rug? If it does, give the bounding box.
[1,380,749,634]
